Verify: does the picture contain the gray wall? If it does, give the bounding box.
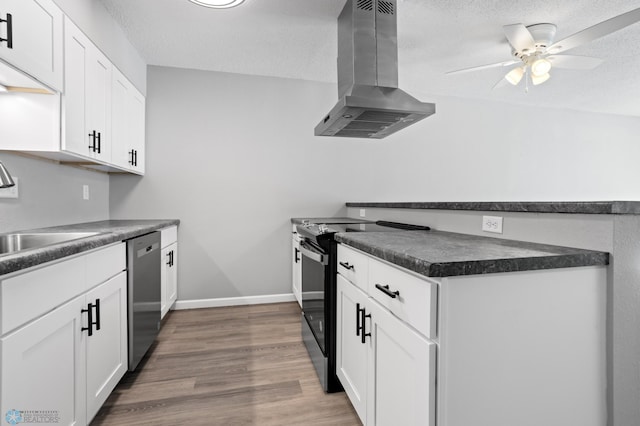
[0,152,109,232]
[109,65,640,302]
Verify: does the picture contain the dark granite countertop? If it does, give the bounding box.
[0,220,179,277]
[346,201,640,215]
[291,217,370,224]
[335,230,609,278]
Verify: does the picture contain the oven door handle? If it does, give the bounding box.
[300,241,328,265]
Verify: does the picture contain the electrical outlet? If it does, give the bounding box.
[83,184,89,200]
[359,209,366,217]
[482,215,503,233]
[0,177,18,198]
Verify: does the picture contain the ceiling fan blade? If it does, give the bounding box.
[492,75,511,90]
[547,7,640,54]
[547,55,604,69]
[503,24,536,51]
[446,59,520,75]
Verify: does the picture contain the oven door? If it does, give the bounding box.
[300,239,328,353]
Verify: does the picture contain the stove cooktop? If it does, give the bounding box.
[297,220,430,242]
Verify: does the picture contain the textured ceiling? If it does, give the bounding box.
[99,0,640,117]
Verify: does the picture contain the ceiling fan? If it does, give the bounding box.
[447,7,640,90]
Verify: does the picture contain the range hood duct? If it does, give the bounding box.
[315,0,435,139]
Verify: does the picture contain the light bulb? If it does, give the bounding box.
[505,67,525,85]
[188,0,245,8]
[531,72,550,86]
[531,58,551,77]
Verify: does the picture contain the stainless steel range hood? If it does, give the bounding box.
[315,0,435,139]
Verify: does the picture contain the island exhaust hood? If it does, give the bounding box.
[314,0,435,139]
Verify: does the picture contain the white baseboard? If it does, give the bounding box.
[173,293,296,310]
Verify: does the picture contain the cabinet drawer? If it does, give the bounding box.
[1,256,85,335]
[161,226,177,248]
[85,243,126,290]
[337,244,369,291]
[368,259,438,339]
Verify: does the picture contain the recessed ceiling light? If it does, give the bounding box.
[188,0,246,8]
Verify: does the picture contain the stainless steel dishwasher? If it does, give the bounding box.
[126,231,161,371]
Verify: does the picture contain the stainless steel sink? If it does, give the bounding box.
[0,232,101,256]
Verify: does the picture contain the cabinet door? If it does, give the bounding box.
[128,86,145,174]
[367,299,436,426]
[166,243,178,305]
[292,235,302,307]
[62,17,90,157]
[0,295,86,426]
[161,245,170,318]
[336,274,368,423]
[62,17,112,162]
[111,68,144,173]
[86,45,112,163]
[85,272,127,423]
[0,0,63,91]
[111,68,130,169]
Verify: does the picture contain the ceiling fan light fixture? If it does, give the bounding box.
[531,58,552,76]
[188,0,246,8]
[505,67,525,85]
[531,72,550,86]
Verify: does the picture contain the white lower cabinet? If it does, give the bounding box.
[1,294,86,425]
[291,228,302,307]
[336,274,368,422]
[366,297,436,426]
[161,226,178,319]
[337,274,436,426]
[0,243,127,426]
[161,242,178,318]
[85,272,128,422]
[336,243,606,426]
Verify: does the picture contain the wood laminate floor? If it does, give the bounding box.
[92,302,361,426]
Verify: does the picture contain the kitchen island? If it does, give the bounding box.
[334,223,608,426]
[344,200,640,425]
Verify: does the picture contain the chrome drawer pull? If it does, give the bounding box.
[375,283,400,299]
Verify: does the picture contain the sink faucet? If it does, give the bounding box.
[0,161,15,188]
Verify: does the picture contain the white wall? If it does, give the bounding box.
[52,0,147,94]
[109,65,640,302]
[0,153,109,232]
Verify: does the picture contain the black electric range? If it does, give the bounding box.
[297,220,431,392]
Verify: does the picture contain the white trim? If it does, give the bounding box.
[173,293,296,310]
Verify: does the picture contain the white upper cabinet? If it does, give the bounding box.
[0,10,145,174]
[0,0,63,91]
[62,17,112,163]
[112,67,145,174]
